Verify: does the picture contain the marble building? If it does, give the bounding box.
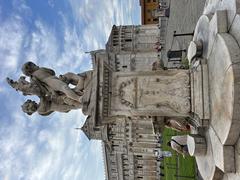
[81,24,162,180]
[80,24,190,180]
[82,116,161,180]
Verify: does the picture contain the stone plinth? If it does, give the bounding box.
[187,40,203,61]
[195,132,224,180]
[209,127,235,173]
[110,70,190,117]
[187,134,206,156]
[190,62,210,124]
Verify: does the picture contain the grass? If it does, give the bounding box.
[181,57,190,69]
[161,128,196,180]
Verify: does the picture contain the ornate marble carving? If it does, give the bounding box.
[119,79,135,108]
[111,70,190,117]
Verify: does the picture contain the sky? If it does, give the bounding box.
[0,0,140,179]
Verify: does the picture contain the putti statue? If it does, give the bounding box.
[7,61,86,116]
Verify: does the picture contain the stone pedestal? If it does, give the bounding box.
[83,53,191,126]
[187,40,203,61]
[187,134,206,156]
[110,70,190,117]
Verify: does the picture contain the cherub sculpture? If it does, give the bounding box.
[21,61,82,102]
[7,61,87,116]
[6,76,44,97]
[21,96,81,116]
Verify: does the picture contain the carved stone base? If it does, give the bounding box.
[187,134,207,156]
[190,62,210,124]
[110,70,190,117]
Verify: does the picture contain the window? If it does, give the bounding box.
[93,127,99,131]
[125,39,132,42]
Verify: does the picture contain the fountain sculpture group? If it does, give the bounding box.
[7,0,240,179]
[7,61,87,115]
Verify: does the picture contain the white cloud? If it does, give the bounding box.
[0,0,140,180]
[0,15,25,78]
[0,87,4,92]
[48,0,55,8]
[23,16,89,75]
[0,0,34,83]
[57,16,89,72]
[68,0,136,52]
[0,110,90,179]
[25,20,59,67]
[0,0,103,178]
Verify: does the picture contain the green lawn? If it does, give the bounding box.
[162,128,196,180]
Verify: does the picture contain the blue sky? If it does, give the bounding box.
[0,0,140,179]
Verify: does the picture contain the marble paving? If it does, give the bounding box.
[187,1,240,179]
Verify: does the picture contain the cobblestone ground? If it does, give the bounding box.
[162,0,206,65]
